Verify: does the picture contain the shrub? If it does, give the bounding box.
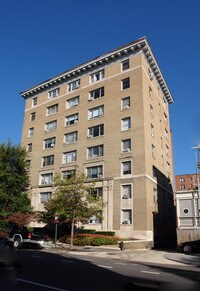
[59,233,119,246]
[95,231,115,236]
[77,228,96,234]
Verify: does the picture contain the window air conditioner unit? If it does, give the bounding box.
[122,221,128,224]
[50,143,55,147]
[88,97,94,101]
[123,196,129,199]
[87,135,93,138]
[123,105,130,109]
[123,148,130,152]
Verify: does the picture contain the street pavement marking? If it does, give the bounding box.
[32,255,42,259]
[97,265,113,269]
[17,278,68,291]
[141,271,160,275]
[115,262,127,265]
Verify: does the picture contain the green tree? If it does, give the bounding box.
[0,140,31,229]
[45,172,103,248]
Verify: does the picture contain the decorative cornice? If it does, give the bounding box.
[20,36,174,104]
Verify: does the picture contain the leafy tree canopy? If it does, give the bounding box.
[0,140,31,220]
[42,172,104,247]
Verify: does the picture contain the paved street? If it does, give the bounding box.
[10,245,200,291]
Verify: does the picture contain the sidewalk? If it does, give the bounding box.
[42,243,200,266]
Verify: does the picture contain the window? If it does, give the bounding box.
[40,192,52,203]
[167,162,170,173]
[180,178,185,183]
[121,59,129,71]
[90,187,103,198]
[122,185,131,199]
[150,104,154,117]
[67,96,79,108]
[89,214,101,224]
[48,88,59,99]
[90,70,104,83]
[122,161,131,175]
[30,112,36,122]
[180,185,186,190]
[164,112,168,123]
[88,145,104,159]
[122,97,130,109]
[47,104,58,116]
[44,137,56,149]
[151,124,154,137]
[28,127,34,137]
[121,77,130,90]
[149,86,153,98]
[32,97,37,107]
[63,151,77,163]
[40,173,53,185]
[122,117,131,131]
[122,139,131,152]
[66,113,79,126]
[152,144,155,159]
[62,169,75,179]
[45,120,57,132]
[89,87,104,100]
[27,143,32,152]
[88,124,104,138]
[165,129,169,140]
[88,105,104,119]
[42,155,54,167]
[166,145,169,156]
[122,210,132,224]
[64,131,78,144]
[87,165,103,179]
[68,80,80,92]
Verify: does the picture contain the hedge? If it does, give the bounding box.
[59,233,119,246]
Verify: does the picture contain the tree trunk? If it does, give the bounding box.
[70,209,76,249]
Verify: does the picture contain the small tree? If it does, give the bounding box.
[46,172,103,248]
[0,140,31,231]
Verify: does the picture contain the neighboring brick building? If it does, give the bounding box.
[176,174,199,191]
[20,37,176,247]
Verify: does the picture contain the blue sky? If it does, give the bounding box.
[0,0,199,175]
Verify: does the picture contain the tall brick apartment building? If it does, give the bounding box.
[20,37,176,247]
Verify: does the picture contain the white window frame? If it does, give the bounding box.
[122,209,132,224]
[42,155,54,167]
[87,165,103,179]
[44,137,56,149]
[121,59,129,71]
[45,120,57,132]
[90,70,104,83]
[40,192,52,203]
[47,104,58,116]
[40,173,53,185]
[122,184,132,199]
[63,151,77,164]
[62,169,75,179]
[27,143,32,152]
[121,97,130,109]
[121,77,130,90]
[88,124,104,138]
[88,105,104,119]
[66,113,79,126]
[32,97,37,107]
[28,127,34,137]
[48,88,59,99]
[89,87,104,100]
[122,117,131,131]
[66,96,79,108]
[122,161,131,175]
[30,112,36,122]
[64,131,78,144]
[88,145,104,159]
[122,139,131,152]
[68,80,80,92]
